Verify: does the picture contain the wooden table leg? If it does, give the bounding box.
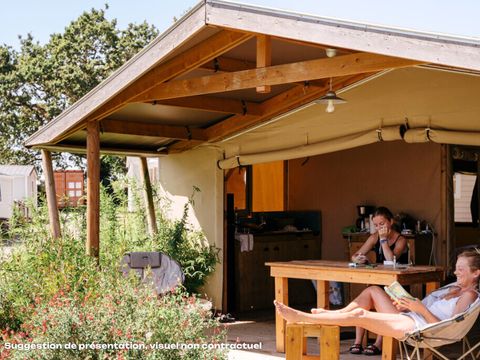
[275,277,289,353]
[382,336,397,360]
[317,280,330,309]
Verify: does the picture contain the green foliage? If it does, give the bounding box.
[158,186,220,294]
[0,183,225,359]
[98,180,220,294]
[3,281,225,360]
[0,7,158,173]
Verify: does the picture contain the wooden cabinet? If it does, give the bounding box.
[234,232,321,312]
[343,232,433,302]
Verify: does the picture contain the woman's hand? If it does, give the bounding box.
[352,253,368,264]
[378,225,389,240]
[395,297,426,314]
[393,300,409,312]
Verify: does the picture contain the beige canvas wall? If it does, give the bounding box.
[287,141,443,262]
[158,147,224,308]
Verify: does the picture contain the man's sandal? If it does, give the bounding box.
[348,343,363,355]
[363,344,382,356]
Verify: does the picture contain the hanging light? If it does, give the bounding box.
[316,78,346,113]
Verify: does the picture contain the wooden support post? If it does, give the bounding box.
[140,157,158,236]
[41,149,61,239]
[86,121,100,258]
[256,35,271,93]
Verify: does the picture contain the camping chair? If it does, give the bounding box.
[399,296,480,360]
[120,252,185,295]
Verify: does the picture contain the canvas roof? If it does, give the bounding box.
[25,0,480,159]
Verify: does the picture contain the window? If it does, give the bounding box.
[68,190,75,197]
[75,182,82,189]
[453,173,476,223]
[68,182,75,189]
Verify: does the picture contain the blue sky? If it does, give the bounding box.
[2,0,480,49]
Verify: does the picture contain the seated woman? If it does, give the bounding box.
[275,249,480,342]
[349,206,408,355]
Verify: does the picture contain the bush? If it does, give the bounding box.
[0,182,225,359]
[2,278,225,360]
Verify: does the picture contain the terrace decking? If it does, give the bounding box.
[225,318,480,360]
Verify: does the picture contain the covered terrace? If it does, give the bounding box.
[26,0,480,311]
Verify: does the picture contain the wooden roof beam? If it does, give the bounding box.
[146,96,263,116]
[200,56,255,72]
[85,30,254,123]
[135,52,422,102]
[167,72,380,152]
[256,35,272,93]
[38,144,168,157]
[100,119,207,141]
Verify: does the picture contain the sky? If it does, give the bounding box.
[1,0,480,49]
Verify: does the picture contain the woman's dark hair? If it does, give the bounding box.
[373,206,394,221]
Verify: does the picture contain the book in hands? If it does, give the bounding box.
[384,281,416,302]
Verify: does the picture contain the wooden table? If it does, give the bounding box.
[266,260,444,359]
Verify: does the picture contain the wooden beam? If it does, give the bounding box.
[200,56,255,72]
[207,72,378,142]
[167,72,377,152]
[101,119,207,141]
[85,30,254,124]
[256,35,272,93]
[41,149,61,239]
[148,96,263,116]
[140,157,158,236]
[38,144,167,157]
[136,53,422,102]
[86,121,100,259]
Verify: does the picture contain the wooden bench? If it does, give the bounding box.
[286,323,340,360]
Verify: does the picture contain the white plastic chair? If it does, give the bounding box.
[399,296,480,360]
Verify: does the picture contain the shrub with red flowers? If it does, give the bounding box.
[2,270,226,359]
[0,185,226,359]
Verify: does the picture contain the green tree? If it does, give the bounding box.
[0,6,158,178]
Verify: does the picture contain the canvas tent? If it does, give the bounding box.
[25,0,480,309]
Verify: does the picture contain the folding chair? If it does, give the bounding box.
[399,296,480,360]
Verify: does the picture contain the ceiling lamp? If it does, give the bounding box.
[316,78,346,113]
[325,48,337,58]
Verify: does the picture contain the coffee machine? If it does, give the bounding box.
[356,205,375,231]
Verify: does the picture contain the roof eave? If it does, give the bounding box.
[25,0,208,148]
[25,0,480,150]
[205,0,480,70]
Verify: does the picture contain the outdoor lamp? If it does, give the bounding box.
[316,78,346,113]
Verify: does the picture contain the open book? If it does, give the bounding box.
[384,281,416,302]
